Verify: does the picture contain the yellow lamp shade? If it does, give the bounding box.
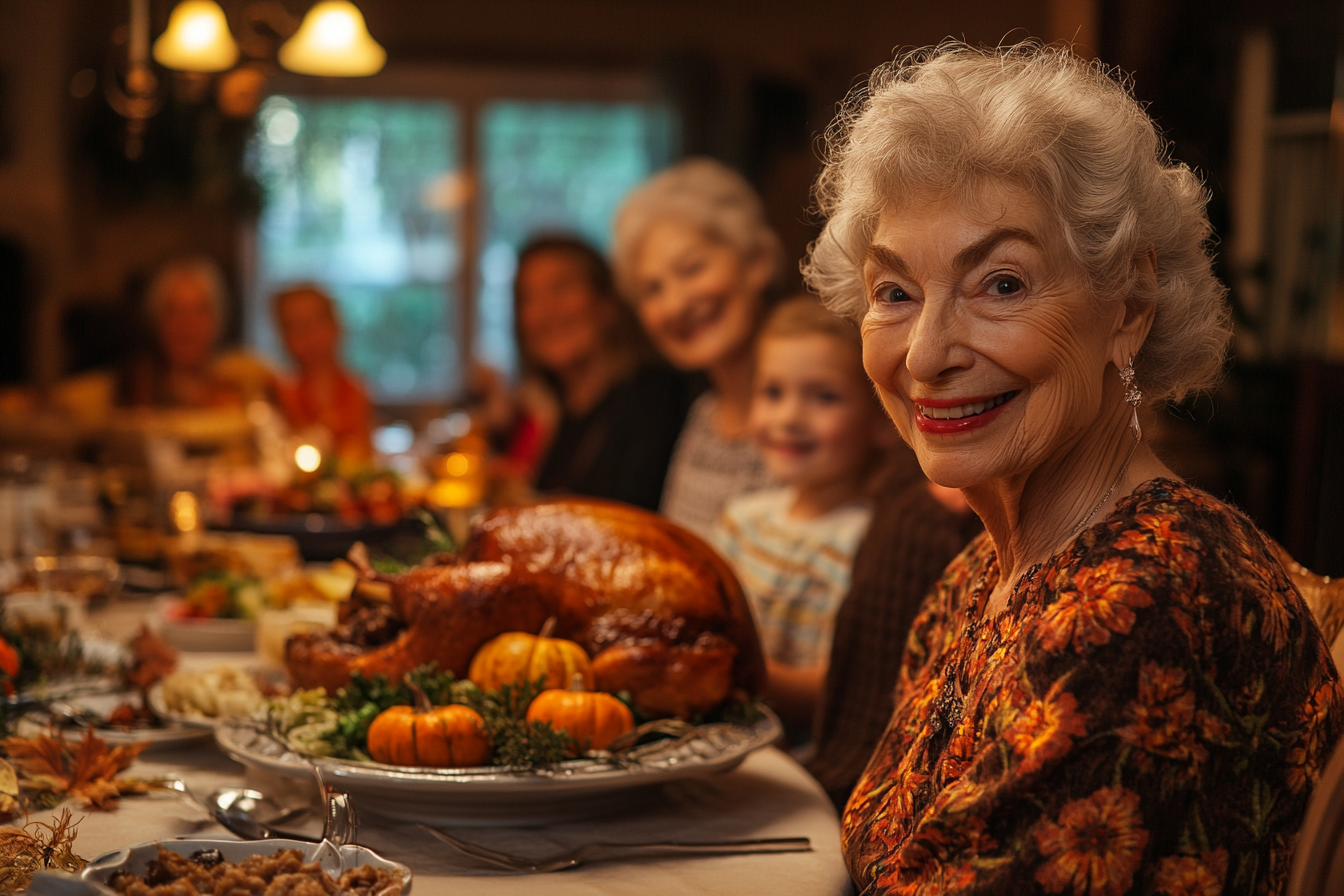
[278,1,386,77]
[153,0,239,73]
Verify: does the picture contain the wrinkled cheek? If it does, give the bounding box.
[862,329,912,439]
[861,326,904,388]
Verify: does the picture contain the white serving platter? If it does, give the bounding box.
[216,708,782,826]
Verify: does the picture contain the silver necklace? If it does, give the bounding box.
[1069,436,1141,539]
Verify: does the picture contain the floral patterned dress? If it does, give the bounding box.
[843,479,1344,896]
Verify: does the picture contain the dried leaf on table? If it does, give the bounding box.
[0,808,87,893]
[2,729,147,810]
[122,625,178,691]
[0,758,18,818]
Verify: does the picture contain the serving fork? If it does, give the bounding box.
[418,823,811,873]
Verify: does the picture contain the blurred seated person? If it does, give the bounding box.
[614,159,782,536]
[509,235,691,511]
[806,448,982,808]
[710,297,893,740]
[271,284,373,459]
[120,256,272,410]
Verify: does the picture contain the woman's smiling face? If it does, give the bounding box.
[629,219,769,372]
[861,180,1125,490]
[515,250,609,376]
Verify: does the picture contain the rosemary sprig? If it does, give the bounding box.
[457,678,575,768]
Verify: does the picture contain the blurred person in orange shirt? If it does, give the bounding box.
[271,284,373,459]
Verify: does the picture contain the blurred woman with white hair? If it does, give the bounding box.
[121,255,272,409]
[612,158,785,536]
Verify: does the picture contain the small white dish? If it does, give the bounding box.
[156,596,256,652]
[81,838,411,892]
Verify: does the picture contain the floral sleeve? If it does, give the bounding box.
[842,480,1344,896]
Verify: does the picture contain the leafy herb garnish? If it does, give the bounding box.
[457,679,575,768]
[325,666,470,758]
[281,667,574,767]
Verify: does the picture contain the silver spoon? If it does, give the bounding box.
[210,787,316,841]
[154,778,318,842]
[211,771,357,846]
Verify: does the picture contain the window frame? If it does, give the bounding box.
[241,63,672,411]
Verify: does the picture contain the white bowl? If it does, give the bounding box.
[81,838,411,892]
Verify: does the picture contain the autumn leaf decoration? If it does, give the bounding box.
[122,625,178,691]
[2,729,148,811]
[0,757,18,817]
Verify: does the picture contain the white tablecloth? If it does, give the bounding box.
[65,602,854,895]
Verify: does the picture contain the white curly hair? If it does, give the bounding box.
[801,41,1231,402]
[612,157,785,302]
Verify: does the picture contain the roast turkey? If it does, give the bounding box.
[285,499,766,718]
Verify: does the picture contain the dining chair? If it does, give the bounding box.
[1270,541,1344,656]
[1289,735,1344,896]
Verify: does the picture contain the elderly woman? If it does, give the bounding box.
[121,256,271,409]
[612,158,784,535]
[802,44,1344,895]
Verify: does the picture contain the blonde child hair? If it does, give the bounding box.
[757,294,890,472]
[759,293,863,351]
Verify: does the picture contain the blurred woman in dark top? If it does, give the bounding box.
[513,235,691,511]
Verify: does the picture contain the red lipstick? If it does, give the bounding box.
[913,391,1018,434]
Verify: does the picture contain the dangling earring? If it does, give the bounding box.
[1119,356,1143,442]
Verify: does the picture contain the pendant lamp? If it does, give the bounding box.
[152,0,239,73]
[278,1,386,77]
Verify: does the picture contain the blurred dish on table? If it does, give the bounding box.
[81,838,410,893]
[13,555,123,605]
[22,689,215,750]
[164,531,300,586]
[157,596,256,652]
[156,551,346,652]
[150,664,281,726]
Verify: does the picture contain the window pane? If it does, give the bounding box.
[250,97,461,402]
[475,101,677,373]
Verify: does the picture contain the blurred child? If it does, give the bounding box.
[710,296,894,737]
[272,285,373,459]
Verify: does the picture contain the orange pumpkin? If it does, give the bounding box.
[469,617,593,692]
[525,673,635,755]
[366,680,491,767]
